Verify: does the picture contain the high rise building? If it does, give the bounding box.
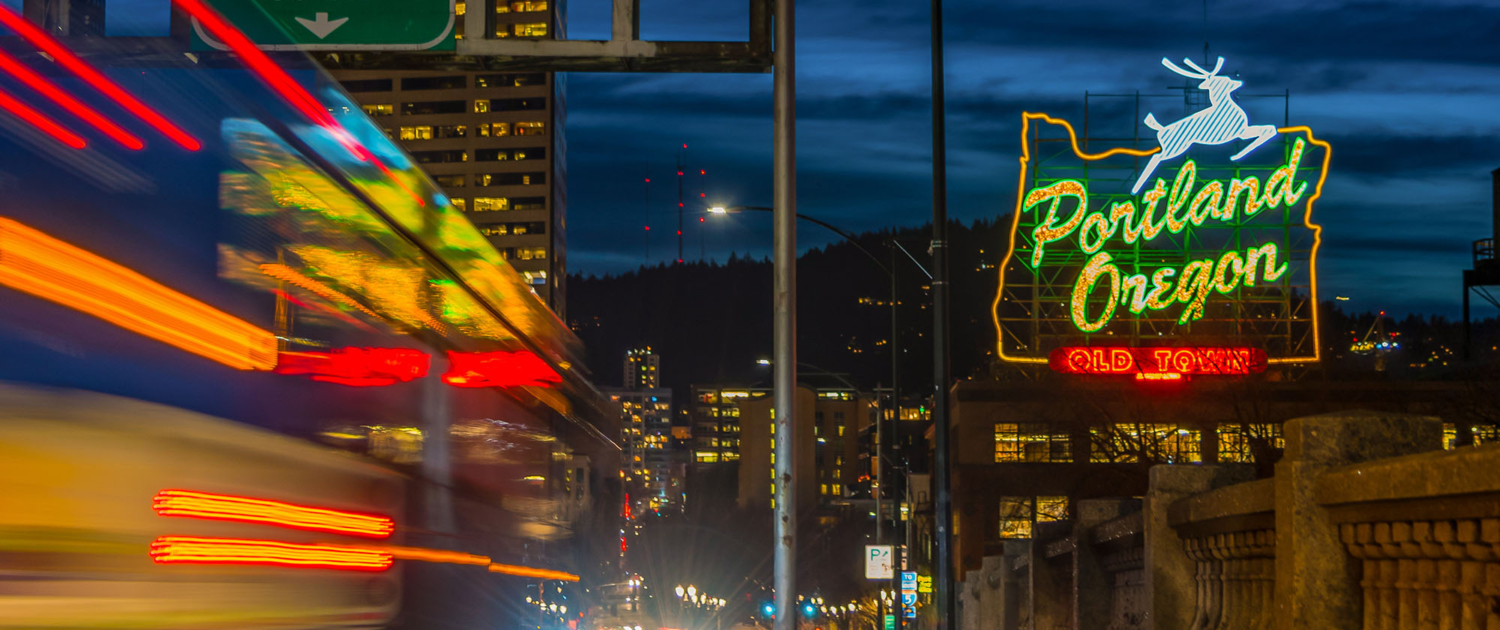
[623,347,660,389]
[687,385,753,464]
[324,1,568,315]
[605,388,678,514]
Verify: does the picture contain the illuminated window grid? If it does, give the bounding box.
[995,108,1321,364]
[993,422,1072,463]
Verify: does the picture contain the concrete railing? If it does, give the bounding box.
[959,410,1500,630]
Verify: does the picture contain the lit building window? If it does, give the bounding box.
[994,423,1072,463]
[510,0,547,11]
[832,483,841,495]
[433,175,465,188]
[695,452,719,463]
[1090,424,1202,464]
[399,125,467,140]
[361,104,394,116]
[478,122,510,137]
[450,198,466,211]
[1217,424,1284,463]
[474,99,490,113]
[517,22,548,37]
[472,197,510,212]
[998,496,1068,539]
[515,121,546,135]
[475,172,545,186]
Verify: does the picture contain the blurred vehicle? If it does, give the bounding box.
[0,0,618,627]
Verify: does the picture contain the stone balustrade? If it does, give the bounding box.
[957,411,1500,630]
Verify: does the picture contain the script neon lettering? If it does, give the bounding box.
[1028,137,1312,333]
[1026,180,1086,267]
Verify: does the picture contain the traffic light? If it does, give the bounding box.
[803,604,816,617]
[762,603,775,618]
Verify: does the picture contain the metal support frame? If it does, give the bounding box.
[455,0,771,72]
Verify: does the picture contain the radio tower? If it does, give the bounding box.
[676,144,686,264]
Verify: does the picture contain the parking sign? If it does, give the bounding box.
[864,545,893,579]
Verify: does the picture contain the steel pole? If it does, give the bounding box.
[930,0,955,627]
[772,0,797,629]
[890,246,902,630]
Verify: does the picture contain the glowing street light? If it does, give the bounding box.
[687,585,697,599]
[707,206,729,214]
[676,585,685,598]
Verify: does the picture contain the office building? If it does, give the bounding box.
[605,388,678,514]
[734,386,875,511]
[325,1,568,315]
[687,385,753,464]
[623,347,660,389]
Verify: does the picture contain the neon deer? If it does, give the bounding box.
[1131,57,1278,194]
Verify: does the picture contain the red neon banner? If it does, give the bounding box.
[441,350,562,388]
[274,347,431,387]
[153,490,395,539]
[1048,347,1267,378]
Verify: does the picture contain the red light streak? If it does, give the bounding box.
[170,0,425,207]
[1048,346,1267,377]
[275,347,431,387]
[149,536,393,571]
[0,84,85,149]
[153,490,395,539]
[441,350,563,388]
[0,48,142,149]
[0,4,198,150]
[170,0,327,126]
[488,562,581,582]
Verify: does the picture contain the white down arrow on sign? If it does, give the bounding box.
[295,13,349,39]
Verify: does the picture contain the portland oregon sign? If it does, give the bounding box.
[992,57,1331,379]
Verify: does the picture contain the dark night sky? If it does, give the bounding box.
[558,0,1500,318]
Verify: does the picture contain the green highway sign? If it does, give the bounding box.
[191,0,456,51]
[884,615,895,630]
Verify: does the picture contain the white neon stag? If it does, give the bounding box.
[1131,57,1278,194]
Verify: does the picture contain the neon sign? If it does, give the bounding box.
[993,59,1330,370]
[1048,347,1268,378]
[1030,135,1310,332]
